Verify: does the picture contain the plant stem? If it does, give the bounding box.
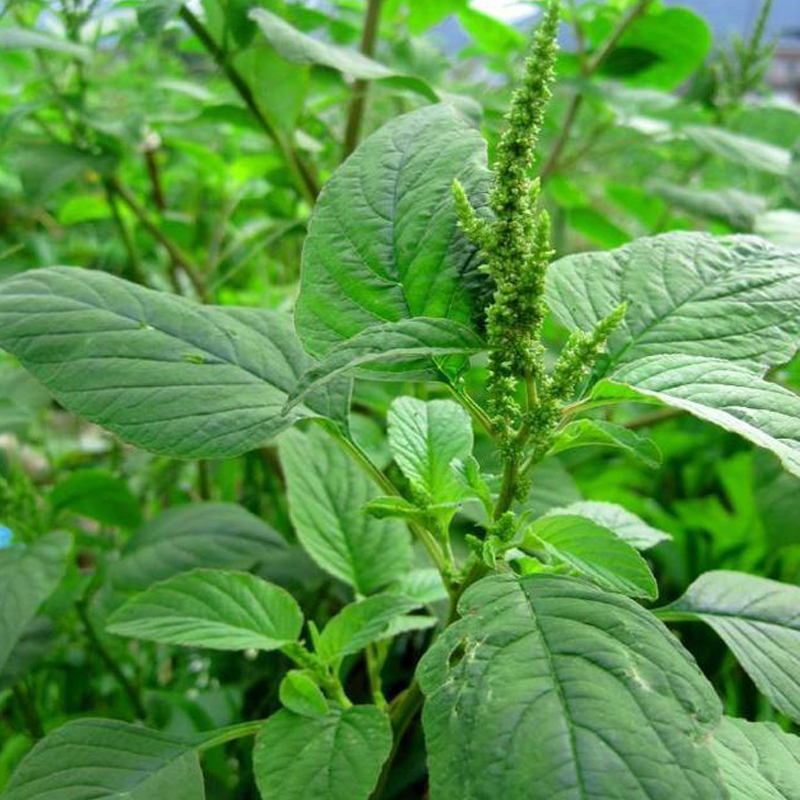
[365,643,387,709]
[178,5,319,205]
[625,407,683,430]
[446,383,496,439]
[342,0,384,159]
[12,682,44,740]
[77,600,147,720]
[104,180,147,286]
[108,175,207,301]
[197,719,266,751]
[540,0,655,183]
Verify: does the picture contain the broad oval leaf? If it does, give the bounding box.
[418,574,724,800]
[546,232,800,372]
[295,104,490,361]
[0,531,72,674]
[110,502,286,593]
[546,501,671,550]
[4,718,205,800]
[51,468,142,529]
[0,268,349,458]
[602,355,800,478]
[107,569,303,651]
[523,514,658,599]
[253,707,392,800]
[278,425,412,595]
[711,716,800,800]
[658,570,800,722]
[387,396,474,504]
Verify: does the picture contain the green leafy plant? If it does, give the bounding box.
[2,1,800,798]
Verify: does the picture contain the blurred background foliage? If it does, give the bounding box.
[2,0,800,795]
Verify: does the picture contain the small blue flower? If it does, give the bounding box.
[0,525,12,549]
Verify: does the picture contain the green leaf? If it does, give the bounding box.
[107,569,303,652]
[0,532,72,674]
[684,126,791,176]
[548,418,661,468]
[457,6,525,55]
[57,194,111,226]
[547,232,800,372]
[710,716,800,800]
[658,570,800,722]
[286,318,484,408]
[389,567,448,604]
[387,396,473,504]
[524,514,658,599]
[567,207,631,249]
[546,501,671,550]
[109,502,286,593]
[406,0,467,34]
[0,618,54,692]
[278,426,412,595]
[0,268,350,458]
[650,182,767,230]
[603,355,800,478]
[3,718,205,800]
[51,469,142,529]
[253,707,392,800]
[295,104,490,362]
[316,594,418,663]
[0,27,91,61]
[417,574,724,800]
[279,670,329,718]
[517,458,582,519]
[755,209,800,248]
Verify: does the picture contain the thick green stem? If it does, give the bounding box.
[197,719,265,751]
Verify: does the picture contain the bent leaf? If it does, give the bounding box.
[3,718,205,800]
[107,569,303,651]
[658,570,800,722]
[253,707,392,800]
[548,419,661,468]
[524,514,658,599]
[295,104,491,361]
[418,574,724,800]
[684,126,791,176]
[0,268,349,458]
[50,468,142,528]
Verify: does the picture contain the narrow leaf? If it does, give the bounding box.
[548,418,661,468]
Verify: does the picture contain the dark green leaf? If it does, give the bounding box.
[51,469,141,529]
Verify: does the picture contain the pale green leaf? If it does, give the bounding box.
[389,568,448,604]
[295,104,490,362]
[650,182,767,230]
[316,594,418,663]
[0,27,91,60]
[658,570,800,722]
[604,355,800,478]
[684,126,791,176]
[546,501,671,550]
[110,502,286,593]
[524,514,658,599]
[253,707,391,800]
[387,396,473,504]
[548,418,661,468]
[0,268,349,458]
[278,426,412,595]
[418,574,724,800]
[4,718,205,800]
[107,569,303,652]
[755,209,800,248]
[0,532,72,675]
[546,232,800,372]
[711,716,800,800]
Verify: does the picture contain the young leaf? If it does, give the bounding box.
[657,570,800,722]
[253,707,392,800]
[316,594,419,663]
[546,232,800,372]
[107,569,303,652]
[0,268,349,458]
[710,716,800,800]
[295,104,490,361]
[417,574,725,800]
[110,502,286,593]
[387,397,473,504]
[278,426,412,595]
[546,501,672,550]
[603,355,800,478]
[286,317,484,409]
[3,718,205,800]
[0,531,72,674]
[684,125,791,176]
[548,418,661,468]
[279,671,329,718]
[524,514,658,599]
[50,469,142,529]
